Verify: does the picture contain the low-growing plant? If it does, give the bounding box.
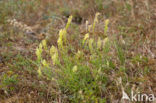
[0,0,155,102]
[34,11,151,102]
[34,13,115,102]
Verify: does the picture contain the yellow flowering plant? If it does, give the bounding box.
[83,33,89,46]
[42,59,49,68]
[92,12,100,33]
[57,29,64,50]
[37,67,42,77]
[104,19,109,36]
[35,44,43,62]
[50,46,59,65]
[66,16,73,30]
[88,38,94,53]
[97,37,102,50]
[41,39,47,50]
[34,13,115,102]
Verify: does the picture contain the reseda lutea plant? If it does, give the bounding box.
[35,13,112,102]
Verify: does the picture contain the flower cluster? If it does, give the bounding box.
[85,12,101,33]
[35,43,43,62]
[57,16,73,50]
[82,18,110,52]
[50,45,59,65]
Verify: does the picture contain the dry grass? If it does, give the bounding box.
[0,0,155,102]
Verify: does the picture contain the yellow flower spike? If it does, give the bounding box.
[89,38,94,52]
[39,43,43,53]
[83,33,89,45]
[41,39,47,50]
[105,19,109,26]
[66,16,73,30]
[106,60,109,66]
[35,43,43,61]
[104,19,109,36]
[50,46,57,55]
[37,67,42,77]
[96,12,100,17]
[95,12,100,23]
[50,46,58,65]
[52,53,58,65]
[57,38,63,49]
[93,12,100,33]
[42,59,49,68]
[72,65,78,72]
[84,33,89,41]
[97,37,102,50]
[51,77,56,81]
[36,48,41,61]
[57,29,64,49]
[35,48,39,56]
[42,59,46,66]
[61,28,67,44]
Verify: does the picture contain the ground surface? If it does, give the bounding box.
[0,0,156,103]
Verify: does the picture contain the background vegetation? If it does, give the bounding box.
[0,0,155,102]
